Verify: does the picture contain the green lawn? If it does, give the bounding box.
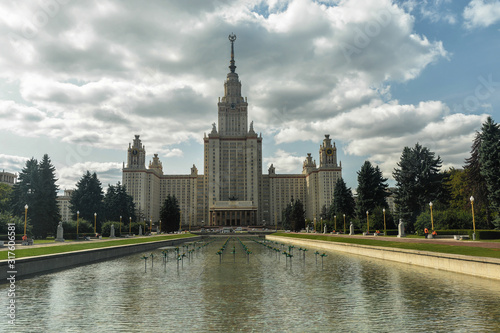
[1,234,195,260]
[271,233,500,259]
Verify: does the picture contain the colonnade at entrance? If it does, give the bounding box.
[209,210,256,226]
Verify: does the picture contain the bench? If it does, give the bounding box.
[432,234,469,240]
[22,238,34,246]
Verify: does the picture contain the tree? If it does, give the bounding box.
[478,117,500,227]
[329,177,356,228]
[159,195,180,232]
[464,131,492,227]
[10,155,60,238]
[0,183,12,213]
[291,199,305,232]
[103,182,136,223]
[356,161,388,218]
[443,168,469,211]
[70,171,104,232]
[10,158,39,218]
[35,154,60,237]
[393,143,443,231]
[281,197,305,231]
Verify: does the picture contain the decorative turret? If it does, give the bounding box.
[319,134,337,168]
[148,153,163,175]
[268,163,276,175]
[302,153,317,174]
[191,164,198,176]
[127,135,146,169]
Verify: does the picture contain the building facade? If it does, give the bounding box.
[0,170,17,186]
[123,35,342,228]
[56,189,74,222]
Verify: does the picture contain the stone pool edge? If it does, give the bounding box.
[0,236,201,282]
[266,235,500,281]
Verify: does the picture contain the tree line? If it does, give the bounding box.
[285,117,500,233]
[3,117,499,237]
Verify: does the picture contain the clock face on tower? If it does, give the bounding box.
[325,148,334,156]
[132,148,139,156]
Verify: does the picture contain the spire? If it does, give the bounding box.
[228,33,237,73]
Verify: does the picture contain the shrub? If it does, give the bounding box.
[62,219,93,234]
[476,230,500,240]
[101,221,127,237]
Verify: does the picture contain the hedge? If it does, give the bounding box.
[433,229,500,240]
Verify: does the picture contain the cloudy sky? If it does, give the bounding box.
[1,0,499,193]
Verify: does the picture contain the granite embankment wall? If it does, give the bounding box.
[266,235,500,281]
[0,236,200,281]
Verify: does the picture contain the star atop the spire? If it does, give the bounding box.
[228,33,237,73]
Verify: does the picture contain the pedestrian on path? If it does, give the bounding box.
[424,228,429,239]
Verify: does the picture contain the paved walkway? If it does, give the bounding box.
[292,233,500,249]
[3,233,499,251]
[0,235,160,251]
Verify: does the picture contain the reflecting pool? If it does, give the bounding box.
[2,236,500,332]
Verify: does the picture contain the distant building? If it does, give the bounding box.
[386,187,397,214]
[123,35,342,227]
[0,170,17,186]
[57,189,74,222]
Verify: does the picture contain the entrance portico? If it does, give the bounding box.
[209,201,257,226]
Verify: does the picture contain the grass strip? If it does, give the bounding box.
[271,233,500,259]
[1,234,195,260]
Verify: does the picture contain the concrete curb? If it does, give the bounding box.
[266,235,500,281]
[1,236,200,282]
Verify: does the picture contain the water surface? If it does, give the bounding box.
[2,236,500,332]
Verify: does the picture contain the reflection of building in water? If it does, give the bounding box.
[0,170,17,186]
[123,35,342,227]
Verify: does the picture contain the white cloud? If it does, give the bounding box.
[0,0,489,188]
[464,0,500,29]
[0,154,29,174]
[264,149,304,173]
[57,161,123,190]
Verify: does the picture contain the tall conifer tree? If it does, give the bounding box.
[70,171,104,231]
[478,117,500,227]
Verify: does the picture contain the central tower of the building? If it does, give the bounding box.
[203,34,263,226]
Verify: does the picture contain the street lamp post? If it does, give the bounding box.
[343,214,346,234]
[24,204,28,236]
[159,220,162,234]
[470,196,476,240]
[320,217,323,233]
[76,211,80,240]
[366,211,369,234]
[150,218,152,234]
[119,216,122,235]
[129,217,132,235]
[334,215,337,232]
[383,208,386,236]
[94,212,97,234]
[429,202,434,231]
[313,217,317,232]
[179,211,182,232]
